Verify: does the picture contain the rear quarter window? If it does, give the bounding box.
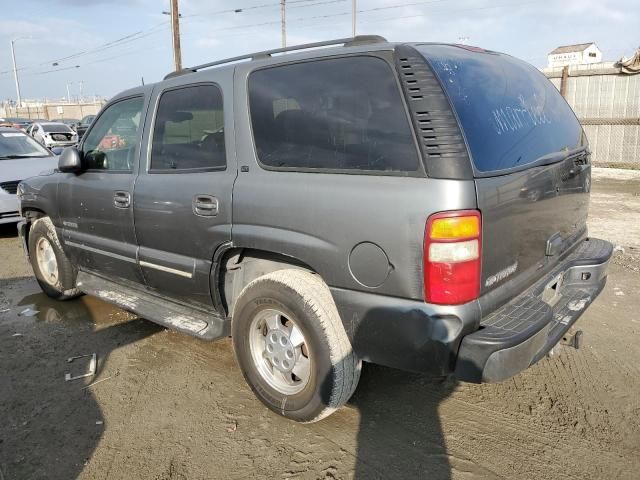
[417,45,583,173]
[248,56,419,173]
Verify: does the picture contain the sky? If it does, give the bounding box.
[0,0,638,102]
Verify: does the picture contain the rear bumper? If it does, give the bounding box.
[45,140,77,148]
[455,237,613,383]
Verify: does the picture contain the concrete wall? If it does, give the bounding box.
[0,102,104,121]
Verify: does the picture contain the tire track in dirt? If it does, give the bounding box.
[442,350,638,479]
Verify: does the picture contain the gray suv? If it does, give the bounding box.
[17,36,612,422]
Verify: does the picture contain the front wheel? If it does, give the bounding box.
[232,269,361,423]
[28,217,81,300]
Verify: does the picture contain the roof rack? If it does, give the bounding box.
[163,35,388,80]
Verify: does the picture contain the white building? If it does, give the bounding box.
[547,43,602,68]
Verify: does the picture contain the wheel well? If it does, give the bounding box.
[22,208,47,219]
[20,208,48,253]
[219,248,316,318]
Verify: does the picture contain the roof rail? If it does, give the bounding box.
[163,35,388,80]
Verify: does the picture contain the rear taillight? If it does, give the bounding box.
[424,210,481,305]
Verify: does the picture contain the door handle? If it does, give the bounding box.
[192,194,219,217]
[114,191,131,209]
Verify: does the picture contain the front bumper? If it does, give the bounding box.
[0,195,20,224]
[455,237,613,383]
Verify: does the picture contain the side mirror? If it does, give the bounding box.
[58,146,83,173]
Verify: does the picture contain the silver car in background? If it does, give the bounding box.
[27,122,78,149]
[0,127,58,224]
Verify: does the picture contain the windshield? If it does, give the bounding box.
[0,131,52,159]
[417,45,583,173]
[42,123,73,133]
[81,115,95,126]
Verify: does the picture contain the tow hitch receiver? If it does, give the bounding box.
[562,329,583,349]
[548,329,583,358]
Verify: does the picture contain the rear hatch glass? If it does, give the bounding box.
[416,44,584,174]
[416,44,591,305]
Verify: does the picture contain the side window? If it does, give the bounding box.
[82,97,144,171]
[248,56,419,172]
[150,84,226,171]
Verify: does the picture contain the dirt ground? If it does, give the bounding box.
[0,168,638,480]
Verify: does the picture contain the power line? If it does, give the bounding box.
[12,30,169,79]
[183,0,534,36]
[35,64,81,75]
[183,0,341,18]
[362,0,538,25]
[0,21,170,76]
[40,21,169,66]
[1,0,541,82]
[4,1,336,76]
[181,0,451,34]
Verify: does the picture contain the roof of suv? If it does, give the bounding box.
[112,36,404,101]
[117,36,496,104]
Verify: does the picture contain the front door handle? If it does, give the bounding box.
[193,194,219,217]
[114,191,131,209]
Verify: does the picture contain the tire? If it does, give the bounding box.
[232,269,361,423]
[28,217,81,300]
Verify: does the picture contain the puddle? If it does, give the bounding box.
[1,279,136,328]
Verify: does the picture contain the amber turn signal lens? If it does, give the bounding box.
[429,215,480,240]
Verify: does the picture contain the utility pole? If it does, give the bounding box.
[170,0,182,71]
[281,0,286,48]
[10,39,23,108]
[352,0,356,37]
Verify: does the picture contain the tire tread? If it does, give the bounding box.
[236,269,361,422]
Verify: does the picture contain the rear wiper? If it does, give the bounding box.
[529,146,587,168]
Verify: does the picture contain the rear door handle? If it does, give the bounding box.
[114,191,131,209]
[193,194,219,217]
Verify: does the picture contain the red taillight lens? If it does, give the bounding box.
[424,210,481,305]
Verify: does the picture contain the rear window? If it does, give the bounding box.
[248,56,419,173]
[42,123,73,133]
[417,45,583,173]
[151,84,226,171]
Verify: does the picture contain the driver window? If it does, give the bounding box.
[82,97,144,171]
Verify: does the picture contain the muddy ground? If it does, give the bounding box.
[0,168,638,480]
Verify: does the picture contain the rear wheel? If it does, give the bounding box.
[232,269,361,423]
[28,217,81,300]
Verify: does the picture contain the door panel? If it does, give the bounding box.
[59,172,142,282]
[134,77,236,307]
[58,95,147,284]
